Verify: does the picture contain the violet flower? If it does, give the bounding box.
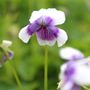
[19,8,68,47]
[58,47,90,90]
[0,40,13,67]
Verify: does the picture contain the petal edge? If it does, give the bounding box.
[19,25,31,43]
[57,29,68,47]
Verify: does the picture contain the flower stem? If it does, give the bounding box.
[9,62,23,90]
[12,67,23,90]
[44,46,48,90]
[82,86,90,90]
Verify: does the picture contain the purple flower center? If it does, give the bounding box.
[27,16,59,40]
[36,25,58,40]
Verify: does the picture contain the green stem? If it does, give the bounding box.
[44,46,48,90]
[82,86,90,90]
[9,63,23,90]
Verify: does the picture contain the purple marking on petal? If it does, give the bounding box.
[64,67,75,80]
[71,84,80,90]
[27,22,40,35]
[47,26,59,37]
[44,17,54,26]
[64,61,76,81]
[53,29,59,37]
[70,55,84,61]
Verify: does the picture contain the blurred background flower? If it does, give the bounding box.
[0,0,90,90]
[58,47,90,90]
[58,57,90,90]
[0,40,13,67]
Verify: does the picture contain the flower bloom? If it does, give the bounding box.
[58,47,90,90]
[19,8,68,47]
[0,40,13,67]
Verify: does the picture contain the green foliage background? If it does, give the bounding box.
[0,0,90,90]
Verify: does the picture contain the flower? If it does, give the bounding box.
[0,40,13,67]
[58,47,90,90]
[59,47,84,60]
[58,57,90,90]
[19,8,68,47]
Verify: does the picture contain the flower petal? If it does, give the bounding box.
[36,25,58,46]
[2,40,12,47]
[29,9,46,23]
[59,47,84,60]
[61,81,73,90]
[19,25,31,43]
[60,63,67,80]
[73,64,90,85]
[46,8,65,25]
[36,34,56,46]
[57,29,68,47]
[29,8,65,25]
[77,56,90,66]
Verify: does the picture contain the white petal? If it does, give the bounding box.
[2,40,12,47]
[61,81,73,90]
[59,63,67,80]
[19,25,31,43]
[59,47,84,60]
[73,64,90,85]
[46,8,65,25]
[36,34,56,46]
[29,9,47,23]
[77,56,90,66]
[57,29,68,47]
[29,8,65,25]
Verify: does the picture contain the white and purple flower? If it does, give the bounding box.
[58,47,90,90]
[0,40,13,67]
[19,8,68,47]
